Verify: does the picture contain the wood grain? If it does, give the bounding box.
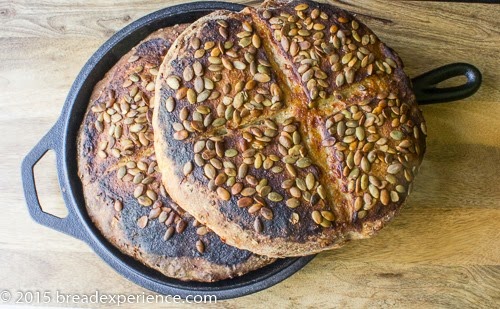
[1,0,499,307]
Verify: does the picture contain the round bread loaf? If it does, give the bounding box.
[77,25,274,282]
[153,0,427,257]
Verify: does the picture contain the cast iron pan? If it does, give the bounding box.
[21,1,482,300]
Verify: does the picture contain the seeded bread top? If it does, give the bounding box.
[153,0,426,257]
[77,25,274,282]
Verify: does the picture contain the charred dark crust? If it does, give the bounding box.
[93,169,256,264]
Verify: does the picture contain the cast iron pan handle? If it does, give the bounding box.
[411,63,481,104]
[21,121,86,241]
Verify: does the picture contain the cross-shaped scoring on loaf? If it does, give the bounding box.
[157,2,426,236]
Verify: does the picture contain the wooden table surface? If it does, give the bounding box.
[1,0,499,307]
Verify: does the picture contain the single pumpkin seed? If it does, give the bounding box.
[390,191,400,202]
[134,185,145,198]
[176,220,187,233]
[260,207,273,220]
[286,198,300,208]
[254,73,271,83]
[138,196,153,207]
[183,161,193,176]
[163,226,175,241]
[254,217,263,233]
[197,90,211,103]
[380,189,390,205]
[368,184,379,198]
[225,149,238,157]
[237,197,253,207]
[268,192,283,202]
[197,226,209,236]
[137,216,148,228]
[204,164,216,179]
[387,163,403,174]
[183,66,194,82]
[295,3,309,10]
[321,211,335,221]
[311,210,322,224]
[241,187,256,196]
[193,140,206,153]
[390,130,404,140]
[114,200,123,212]
[166,76,180,89]
[117,166,126,179]
[196,240,205,253]
[296,157,312,168]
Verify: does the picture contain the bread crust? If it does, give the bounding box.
[153,1,426,257]
[77,25,274,282]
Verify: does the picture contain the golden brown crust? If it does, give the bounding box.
[77,25,274,282]
[153,1,426,257]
